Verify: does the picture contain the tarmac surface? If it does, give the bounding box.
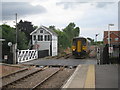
[22,58,97,66]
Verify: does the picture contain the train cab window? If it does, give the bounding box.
[72,39,77,46]
[81,39,86,46]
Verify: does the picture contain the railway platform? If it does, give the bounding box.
[62,64,119,88]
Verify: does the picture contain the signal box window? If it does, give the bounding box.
[34,35,36,40]
[38,35,40,41]
[38,35,43,41]
[40,35,43,41]
[40,30,43,33]
[45,35,47,41]
[48,35,50,41]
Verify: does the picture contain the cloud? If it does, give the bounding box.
[2,2,47,20]
[56,2,90,9]
[56,1,115,9]
[96,2,114,8]
[1,0,118,41]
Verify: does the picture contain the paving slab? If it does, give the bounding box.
[95,64,118,88]
[62,64,119,89]
[62,65,89,88]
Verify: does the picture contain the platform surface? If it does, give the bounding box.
[62,64,119,89]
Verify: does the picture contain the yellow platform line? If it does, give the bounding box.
[84,65,95,88]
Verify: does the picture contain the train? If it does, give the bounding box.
[71,37,91,58]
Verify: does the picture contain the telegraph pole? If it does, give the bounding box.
[15,13,17,48]
[15,13,17,64]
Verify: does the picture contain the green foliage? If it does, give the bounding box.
[1,24,28,50]
[49,25,56,31]
[87,37,94,45]
[33,26,38,30]
[17,31,28,49]
[96,41,103,45]
[62,22,80,48]
[87,37,103,45]
[1,24,16,44]
[17,20,34,43]
[50,22,80,51]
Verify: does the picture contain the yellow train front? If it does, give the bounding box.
[71,37,90,58]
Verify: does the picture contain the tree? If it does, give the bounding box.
[17,20,34,43]
[87,37,94,44]
[1,24,28,51]
[49,22,80,50]
[49,25,56,31]
[62,22,80,48]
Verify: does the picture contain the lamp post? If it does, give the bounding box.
[95,34,99,44]
[108,24,114,47]
[108,24,114,58]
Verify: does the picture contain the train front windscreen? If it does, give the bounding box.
[72,38,86,46]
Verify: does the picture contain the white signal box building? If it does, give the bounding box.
[30,25,58,56]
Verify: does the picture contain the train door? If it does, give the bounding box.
[77,40,82,53]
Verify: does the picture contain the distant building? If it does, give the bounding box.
[103,31,120,45]
[30,25,58,56]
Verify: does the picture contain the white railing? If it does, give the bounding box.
[17,50,38,63]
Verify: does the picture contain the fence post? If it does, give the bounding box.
[12,44,17,64]
[118,44,120,64]
[0,41,2,62]
[103,44,109,64]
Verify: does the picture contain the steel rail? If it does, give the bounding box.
[2,67,48,88]
[1,68,28,79]
[31,68,63,90]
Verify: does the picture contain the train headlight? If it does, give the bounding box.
[73,49,75,51]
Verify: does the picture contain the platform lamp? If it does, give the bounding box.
[95,34,99,44]
[108,24,114,47]
[108,24,114,58]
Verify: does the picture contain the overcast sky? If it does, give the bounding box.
[0,0,119,41]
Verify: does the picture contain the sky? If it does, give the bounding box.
[0,0,119,41]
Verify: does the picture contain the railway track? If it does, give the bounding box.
[1,66,74,89]
[2,67,63,89]
[31,67,63,90]
[1,68,28,79]
[32,67,74,89]
[45,53,72,59]
[2,67,47,89]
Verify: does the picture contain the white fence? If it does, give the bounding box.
[17,50,38,63]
